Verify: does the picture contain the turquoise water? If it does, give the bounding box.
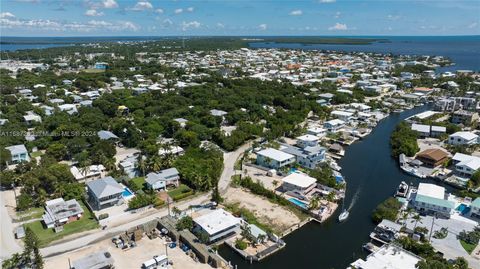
[288,198,308,209]
[289,168,298,174]
[456,204,470,215]
[122,187,133,198]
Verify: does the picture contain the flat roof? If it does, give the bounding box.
[417,183,445,200]
[282,172,316,188]
[257,148,295,162]
[450,131,478,140]
[350,244,422,269]
[193,209,241,236]
[296,134,319,142]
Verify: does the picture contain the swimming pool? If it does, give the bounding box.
[289,168,298,174]
[456,204,470,215]
[288,197,308,210]
[122,187,134,198]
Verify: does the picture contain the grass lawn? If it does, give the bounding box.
[30,151,44,158]
[460,240,477,254]
[167,184,194,201]
[16,207,44,222]
[130,177,146,191]
[24,202,99,247]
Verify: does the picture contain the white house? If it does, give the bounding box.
[469,198,480,219]
[281,172,316,194]
[296,134,319,148]
[145,168,180,190]
[452,153,480,177]
[448,131,479,146]
[349,244,423,269]
[42,198,83,228]
[256,148,295,169]
[330,110,354,122]
[5,144,30,164]
[323,119,345,133]
[411,183,455,218]
[193,209,242,243]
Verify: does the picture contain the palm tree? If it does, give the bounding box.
[136,154,146,176]
[272,180,279,190]
[308,196,320,210]
[412,213,422,231]
[147,156,162,172]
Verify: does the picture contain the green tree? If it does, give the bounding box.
[176,216,194,231]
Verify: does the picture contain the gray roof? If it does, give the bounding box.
[210,109,228,116]
[87,177,124,199]
[97,130,119,140]
[72,251,114,269]
[42,198,83,224]
[6,144,28,155]
[145,168,179,185]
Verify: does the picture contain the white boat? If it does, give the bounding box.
[395,181,409,197]
[338,210,349,222]
[328,161,342,171]
[401,166,426,178]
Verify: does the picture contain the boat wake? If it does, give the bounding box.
[347,187,361,211]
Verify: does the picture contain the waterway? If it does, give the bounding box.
[219,104,456,269]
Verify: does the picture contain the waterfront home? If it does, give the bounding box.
[331,110,354,122]
[324,119,345,133]
[296,134,319,148]
[145,168,180,190]
[411,183,455,218]
[71,251,114,269]
[256,148,295,169]
[451,153,480,177]
[451,110,479,125]
[306,127,326,138]
[415,148,449,168]
[448,131,479,146]
[279,143,326,169]
[97,130,119,141]
[193,209,242,243]
[469,198,480,219]
[411,124,446,138]
[281,172,316,194]
[42,198,83,229]
[349,243,423,269]
[247,224,268,244]
[5,144,30,164]
[370,219,402,244]
[70,164,105,182]
[86,177,124,210]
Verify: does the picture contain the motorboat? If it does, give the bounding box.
[338,209,349,222]
[395,181,409,198]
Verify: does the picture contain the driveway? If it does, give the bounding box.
[218,142,252,194]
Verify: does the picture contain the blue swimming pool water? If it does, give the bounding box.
[122,187,133,198]
[289,168,298,174]
[456,204,470,215]
[289,198,308,209]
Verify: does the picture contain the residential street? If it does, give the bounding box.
[0,191,23,260]
[218,142,252,194]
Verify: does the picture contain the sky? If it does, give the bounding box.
[0,0,479,36]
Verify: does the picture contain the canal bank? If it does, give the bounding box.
[219,105,457,269]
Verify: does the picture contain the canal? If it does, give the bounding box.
[219,105,454,268]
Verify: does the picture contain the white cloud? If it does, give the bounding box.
[319,0,336,3]
[216,22,225,28]
[85,9,104,17]
[289,10,302,16]
[130,1,153,11]
[181,20,200,31]
[174,8,183,14]
[15,0,39,2]
[0,12,15,19]
[387,14,402,21]
[258,24,267,30]
[0,16,139,32]
[162,18,173,27]
[328,22,348,31]
[102,0,118,9]
[154,8,164,14]
[334,11,341,18]
[468,22,478,29]
[186,7,194,12]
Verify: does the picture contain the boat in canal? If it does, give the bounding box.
[395,181,409,197]
[338,209,349,222]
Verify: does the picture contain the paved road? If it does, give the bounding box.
[0,191,23,260]
[218,142,252,194]
[40,193,210,257]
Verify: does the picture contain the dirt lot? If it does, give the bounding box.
[224,187,301,233]
[44,235,211,269]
